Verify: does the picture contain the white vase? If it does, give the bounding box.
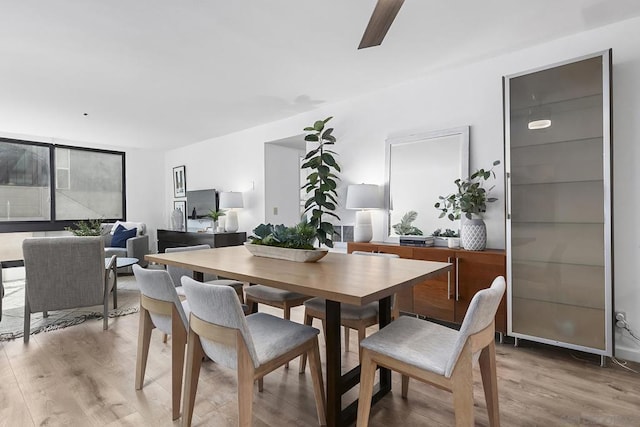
[461,217,486,251]
[171,209,184,231]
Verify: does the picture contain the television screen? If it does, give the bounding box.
[186,189,218,219]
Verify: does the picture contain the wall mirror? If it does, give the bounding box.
[384,126,469,241]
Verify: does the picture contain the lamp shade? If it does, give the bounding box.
[219,191,244,209]
[345,184,380,210]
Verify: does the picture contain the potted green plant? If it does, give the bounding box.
[435,160,500,250]
[245,221,328,262]
[205,209,226,232]
[392,211,423,236]
[301,116,341,248]
[65,219,104,236]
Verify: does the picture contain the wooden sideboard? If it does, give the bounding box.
[157,230,246,253]
[348,242,507,334]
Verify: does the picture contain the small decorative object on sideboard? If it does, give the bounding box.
[435,160,500,251]
[432,228,459,247]
[204,208,226,233]
[245,221,328,262]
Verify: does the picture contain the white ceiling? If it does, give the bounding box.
[1,1,639,150]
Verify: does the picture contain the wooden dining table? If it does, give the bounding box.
[146,245,452,427]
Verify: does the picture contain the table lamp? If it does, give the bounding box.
[346,184,380,243]
[219,191,243,232]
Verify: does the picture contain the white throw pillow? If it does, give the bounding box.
[110,220,145,236]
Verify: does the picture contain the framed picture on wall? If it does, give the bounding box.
[173,165,186,197]
[173,200,187,231]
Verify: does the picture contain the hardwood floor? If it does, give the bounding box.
[1,303,640,426]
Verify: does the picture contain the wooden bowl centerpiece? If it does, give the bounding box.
[245,222,328,263]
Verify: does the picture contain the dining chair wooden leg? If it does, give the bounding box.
[182,328,204,427]
[401,375,410,398]
[162,333,168,343]
[307,338,327,426]
[299,313,314,374]
[236,286,245,304]
[344,326,350,353]
[284,304,292,369]
[357,326,367,362]
[171,312,187,420]
[238,342,255,427]
[479,340,500,427]
[451,351,474,427]
[135,307,153,390]
[356,349,377,427]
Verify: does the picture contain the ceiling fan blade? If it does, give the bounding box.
[358,0,405,49]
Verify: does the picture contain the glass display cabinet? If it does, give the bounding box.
[504,50,613,365]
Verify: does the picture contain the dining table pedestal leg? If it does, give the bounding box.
[324,296,393,427]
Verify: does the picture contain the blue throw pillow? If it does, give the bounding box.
[111,224,137,248]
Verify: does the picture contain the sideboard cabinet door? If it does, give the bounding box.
[412,247,456,322]
[455,250,507,333]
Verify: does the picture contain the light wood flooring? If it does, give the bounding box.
[1,302,640,426]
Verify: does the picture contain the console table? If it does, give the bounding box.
[157,229,246,253]
[348,242,507,335]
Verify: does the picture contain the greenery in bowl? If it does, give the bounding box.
[65,219,103,236]
[248,221,317,250]
[432,228,459,238]
[435,160,501,220]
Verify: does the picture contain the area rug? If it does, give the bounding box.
[0,274,140,342]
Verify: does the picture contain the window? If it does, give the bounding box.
[55,147,124,220]
[0,138,125,232]
[0,141,51,221]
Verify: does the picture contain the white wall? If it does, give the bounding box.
[165,17,640,362]
[264,143,305,225]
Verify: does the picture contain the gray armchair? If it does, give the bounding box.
[22,236,117,343]
[100,221,149,272]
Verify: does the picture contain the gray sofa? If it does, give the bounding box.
[100,221,149,272]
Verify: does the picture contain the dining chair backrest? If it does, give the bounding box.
[133,264,188,333]
[444,276,505,377]
[23,236,106,312]
[165,245,213,286]
[181,276,259,369]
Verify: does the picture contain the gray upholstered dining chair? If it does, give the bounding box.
[165,244,245,302]
[299,251,399,373]
[22,236,117,343]
[180,276,326,427]
[132,265,190,421]
[356,276,506,427]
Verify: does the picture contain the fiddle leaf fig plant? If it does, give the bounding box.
[301,116,341,247]
[435,160,501,220]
